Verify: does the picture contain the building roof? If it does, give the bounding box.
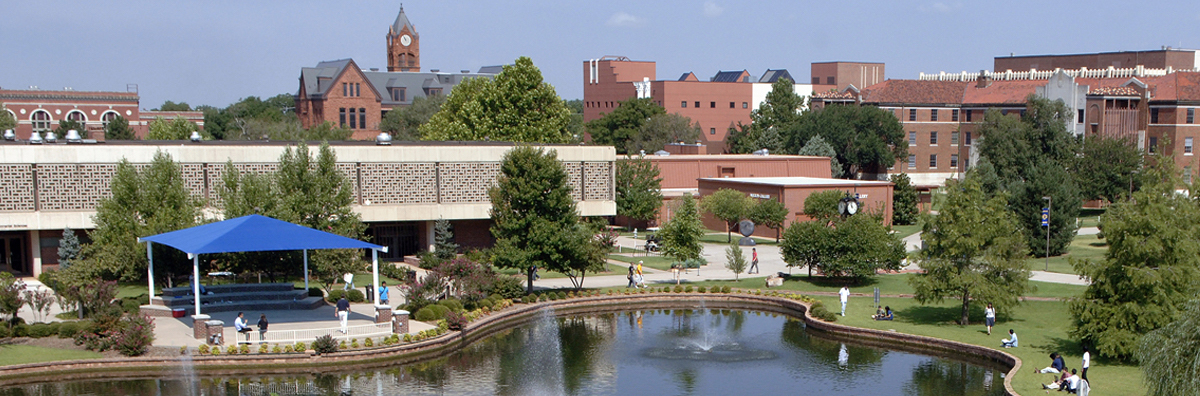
[678,72,697,81]
[860,80,967,105]
[961,79,1045,105]
[711,70,750,83]
[299,58,499,105]
[299,59,353,98]
[648,154,827,162]
[812,90,856,99]
[758,69,793,83]
[700,176,893,187]
[1088,86,1140,96]
[390,6,416,35]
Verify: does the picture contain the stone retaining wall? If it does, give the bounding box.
[0,293,1021,395]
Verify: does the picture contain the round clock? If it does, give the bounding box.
[400,34,412,46]
[837,200,847,216]
[847,200,859,215]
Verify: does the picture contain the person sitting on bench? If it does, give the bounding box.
[234,312,252,342]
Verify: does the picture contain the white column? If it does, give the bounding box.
[303,249,309,291]
[192,254,201,316]
[29,231,42,277]
[426,220,436,252]
[372,249,380,305]
[146,242,155,297]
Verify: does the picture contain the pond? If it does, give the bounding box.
[0,308,1004,395]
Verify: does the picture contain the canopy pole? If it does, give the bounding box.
[192,254,201,316]
[372,249,380,305]
[146,241,155,298]
[303,250,310,291]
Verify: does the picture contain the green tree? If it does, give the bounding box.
[786,104,907,176]
[909,172,1031,325]
[157,101,192,111]
[380,95,445,141]
[725,78,805,154]
[615,155,664,225]
[565,99,585,143]
[274,142,366,291]
[725,244,748,280]
[1136,298,1200,396]
[422,57,572,143]
[803,190,845,222]
[586,97,665,154]
[0,103,16,131]
[659,194,705,264]
[1073,134,1143,203]
[797,134,844,178]
[890,173,919,225]
[488,147,592,292]
[779,213,904,279]
[0,273,23,331]
[254,120,352,142]
[1069,160,1200,360]
[724,122,758,154]
[433,218,458,260]
[57,228,81,270]
[146,116,200,140]
[780,220,830,277]
[701,189,753,243]
[104,115,136,140]
[748,198,789,242]
[218,161,291,279]
[631,113,702,154]
[1011,159,1081,257]
[52,119,87,139]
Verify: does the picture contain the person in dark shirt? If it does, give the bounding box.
[336,297,350,334]
[257,314,269,343]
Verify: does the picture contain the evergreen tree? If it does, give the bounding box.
[1073,134,1143,203]
[1136,298,1200,396]
[615,155,663,225]
[0,103,15,131]
[659,194,705,264]
[890,173,919,225]
[797,134,843,178]
[422,57,572,143]
[104,115,135,140]
[725,244,748,280]
[57,228,81,270]
[433,218,458,260]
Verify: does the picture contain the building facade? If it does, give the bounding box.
[0,141,616,277]
[810,61,886,91]
[697,177,894,238]
[0,88,203,140]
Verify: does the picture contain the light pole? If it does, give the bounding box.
[1042,196,1051,271]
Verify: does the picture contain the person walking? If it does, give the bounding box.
[336,296,350,334]
[984,303,996,335]
[838,286,850,316]
[379,281,390,306]
[749,248,759,274]
[636,261,646,288]
[257,314,269,343]
[1081,345,1090,381]
[627,265,636,288]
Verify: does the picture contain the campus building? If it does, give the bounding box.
[294,6,500,140]
[583,57,838,153]
[0,88,204,140]
[0,141,616,277]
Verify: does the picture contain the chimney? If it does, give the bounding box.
[976,70,992,88]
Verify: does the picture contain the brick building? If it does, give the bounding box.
[0,88,203,140]
[583,57,835,153]
[994,48,1199,74]
[295,7,499,140]
[810,61,886,91]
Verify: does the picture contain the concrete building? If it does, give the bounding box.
[697,177,894,238]
[583,57,835,153]
[0,141,616,277]
[0,88,203,140]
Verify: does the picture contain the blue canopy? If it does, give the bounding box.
[139,214,382,255]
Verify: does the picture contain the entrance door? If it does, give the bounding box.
[0,234,27,274]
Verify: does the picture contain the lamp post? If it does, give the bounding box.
[1042,196,1051,271]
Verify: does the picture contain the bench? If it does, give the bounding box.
[150,283,324,315]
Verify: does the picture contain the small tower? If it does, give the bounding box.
[386,5,419,72]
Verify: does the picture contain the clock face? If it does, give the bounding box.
[400,34,412,46]
[847,201,859,215]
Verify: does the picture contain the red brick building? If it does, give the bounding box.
[811,61,886,91]
[1,88,203,140]
[697,177,894,238]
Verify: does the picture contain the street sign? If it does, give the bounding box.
[1041,207,1050,227]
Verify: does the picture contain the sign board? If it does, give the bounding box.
[749,193,771,199]
[1041,208,1050,227]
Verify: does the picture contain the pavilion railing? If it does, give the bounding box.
[236,322,393,345]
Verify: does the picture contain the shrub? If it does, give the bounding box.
[403,333,413,343]
[272,344,282,353]
[339,340,348,350]
[294,341,307,352]
[721,286,731,293]
[210,346,220,355]
[364,337,374,347]
[673,286,683,293]
[489,275,525,300]
[325,289,365,303]
[308,287,324,297]
[697,286,706,293]
[350,339,359,349]
[198,344,210,355]
[606,289,613,295]
[809,301,837,322]
[226,345,238,355]
[27,322,59,338]
[439,299,464,312]
[557,291,567,300]
[414,305,445,322]
[445,311,468,331]
[283,345,294,353]
[113,314,155,357]
[239,344,250,354]
[57,321,83,338]
[548,293,558,301]
[258,344,268,354]
[312,335,338,354]
[685,286,693,293]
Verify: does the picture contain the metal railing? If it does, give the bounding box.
[235,322,393,345]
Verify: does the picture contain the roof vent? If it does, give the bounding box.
[3,129,14,141]
[29,131,43,144]
[461,70,470,73]
[369,68,379,71]
[65,130,82,142]
[45,131,58,143]
[376,132,393,145]
[189,131,202,142]
[753,149,770,156]
[430,69,440,73]
[654,150,670,156]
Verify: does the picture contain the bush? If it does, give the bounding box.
[438,299,464,313]
[272,344,282,353]
[697,286,706,293]
[339,340,348,350]
[350,339,359,349]
[809,301,837,322]
[557,291,567,300]
[283,345,294,353]
[325,289,365,303]
[721,286,731,293]
[673,286,683,293]
[198,344,210,355]
[294,341,307,351]
[364,337,374,347]
[312,335,338,354]
[226,345,238,355]
[414,305,448,322]
[210,346,220,356]
[685,286,693,293]
[308,287,324,297]
[489,275,525,300]
[57,321,84,338]
[445,311,468,331]
[258,344,268,354]
[27,322,60,338]
[239,344,250,354]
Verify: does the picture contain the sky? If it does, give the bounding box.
[4,1,1200,110]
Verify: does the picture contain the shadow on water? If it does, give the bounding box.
[903,359,1002,396]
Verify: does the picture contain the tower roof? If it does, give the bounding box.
[391,5,415,35]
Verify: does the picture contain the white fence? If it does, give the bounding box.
[235,322,393,345]
[918,66,1200,82]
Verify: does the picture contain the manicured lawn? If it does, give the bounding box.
[1027,233,1107,274]
[496,263,625,279]
[681,273,1085,300]
[1077,208,1105,229]
[890,223,923,239]
[0,345,102,366]
[699,233,779,245]
[607,254,678,271]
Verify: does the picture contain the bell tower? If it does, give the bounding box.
[386,5,419,72]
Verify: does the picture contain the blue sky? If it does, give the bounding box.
[4,1,1199,109]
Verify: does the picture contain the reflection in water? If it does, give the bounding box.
[0,309,1004,396]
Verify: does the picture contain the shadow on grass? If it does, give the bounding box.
[1036,336,1081,358]
[1088,242,1107,247]
[780,275,878,289]
[893,305,1026,327]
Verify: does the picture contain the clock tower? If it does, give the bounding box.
[386,5,419,72]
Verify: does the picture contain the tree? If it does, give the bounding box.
[797,135,844,178]
[0,273,24,330]
[218,161,291,279]
[0,103,15,131]
[779,213,904,279]
[104,115,135,140]
[157,101,192,111]
[631,113,701,154]
[725,244,748,280]
[615,154,663,225]
[701,189,753,243]
[786,104,908,176]
[1069,160,1200,360]
[803,190,845,222]
[749,198,788,242]
[203,94,298,140]
[565,99,585,144]
[275,142,367,291]
[586,97,665,154]
[57,228,81,270]
[380,95,445,141]
[891,173,919,225]
[422,57,572,143]
[659,194,705,264]
[1073,134,1143,203]
[909,172,1031,325]
[1011,159,1081,257]
[780,220,830,277]
[433,218,458,260]
[489,147,593,293]
[146,116,200,140]
[724,122,758,154]
[1135,298,1200,396]
[725,78,805,154]
[53,119,87,139]
[257,120,352,141]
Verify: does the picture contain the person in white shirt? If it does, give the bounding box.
[1081,345,1090,381]
[838,286,850,316]
[234,312,251,343]
[984,303,996,335]
[1002,329,1018,348]
[1063,369,1081,393]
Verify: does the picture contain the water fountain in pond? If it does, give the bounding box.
[643,309,777,362]
[514,308,566,395]
[177,349,198,396]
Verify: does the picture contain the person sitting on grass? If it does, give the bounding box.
[873,306,894,321]
[1061,369,1081,393]
[1043,369,1071,390]
[1036,353,1066,374]
[1001,329,1018,348]
[872,305,885,319]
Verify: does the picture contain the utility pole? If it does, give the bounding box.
[1042,196,1052,271]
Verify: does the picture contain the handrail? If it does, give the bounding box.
[236,322,392,345]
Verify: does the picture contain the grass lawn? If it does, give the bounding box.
[699,233,779,245]
[680,273,1085,300]
[607,254,677,271]
[1027,233,1107,274]
[1077,208,1105,229]
[890,223,923,239]
[496,263,625,279]
[0,345,102,366]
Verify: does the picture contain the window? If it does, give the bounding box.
[929,154,938,168]
[966,109,973,122]
[930,131,938,145]
[342,83,348,97]
[931,109,938,122]
[391,87,406,102]
[952,109,960,122]
[909,109,917,121]
[1020,109,1027,117]
[1149,136,1157,153]
[425,88,442,96]
[812,77,820,84]
[349,108,357,129]
[1186,166,1193,184]
[355,83,361,97]
[730,102,735,109]
[950,154,959,168]
[951,131,959,145]
[1001,109,1008,116]
[359,108,366,129]
[965,132,972,146]
[1150,108,1159,123]
[31,110,51,132]
[682,101,687,108]
[1078,109,1085,123]
[101,111,119,128]
[710,102,716,108]
[908,155,917,168]
[742,102,748,109]
[66,110,86,124]
[339,108,346,127]
[1189,108,1195,124]
[826,77,835,85]
[908,131,917,146]
[1186,137,1194,154]
[710,128,716,135]
[695,101,700,108]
